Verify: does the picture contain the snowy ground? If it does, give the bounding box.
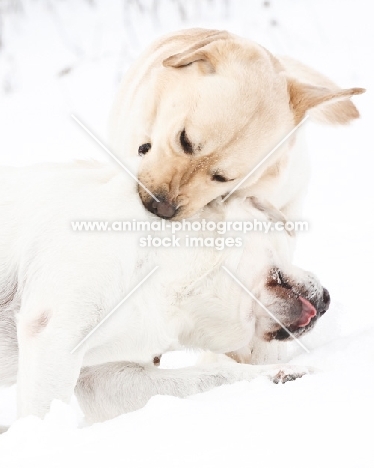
[0,1,373,467]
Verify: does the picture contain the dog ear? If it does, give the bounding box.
[163,30,229,72]
[288,80,365,124]
[247,196,295,238]
[281,57,365,124]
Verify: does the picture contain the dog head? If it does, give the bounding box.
[176,196,330,353]
[255,265,330,342]
[134,29,364,220]
[224,263,330,364]
[227,197,330,345]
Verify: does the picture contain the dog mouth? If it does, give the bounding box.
[270,296,327,341]
[264,268,330,342]
[292,296,317,328]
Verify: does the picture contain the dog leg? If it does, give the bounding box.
[17,310,85,419]
[76,361,311,423]
[0,301,19,387]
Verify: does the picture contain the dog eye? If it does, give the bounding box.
[212,174,229,182]
[180,129,193,155]
[138,143,151,156]
[274,269,292,289]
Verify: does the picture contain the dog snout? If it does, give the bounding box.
[265,268,331,342]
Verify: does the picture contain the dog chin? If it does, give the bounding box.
[265,315,319,342]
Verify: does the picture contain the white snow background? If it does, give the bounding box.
[0,1,373,467]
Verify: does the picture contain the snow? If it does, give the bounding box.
[0,1,373,466]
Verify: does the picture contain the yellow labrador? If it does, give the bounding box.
[109,28,364,222]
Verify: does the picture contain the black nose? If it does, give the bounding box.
[149,199,177,219]
[322,288,330,307]
[319,287,331,316]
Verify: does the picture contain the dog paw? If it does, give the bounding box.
[270,366,312,384]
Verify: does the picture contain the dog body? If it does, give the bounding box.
[109,28,363,223]
[0,162,329,422]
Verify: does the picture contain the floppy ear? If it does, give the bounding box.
[280,56,365,124]
[288,80,365,124]
[247,196,295,238]
[163,30,229,72]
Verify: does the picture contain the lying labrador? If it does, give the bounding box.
[0,162,329,423]
[109,28,364,226]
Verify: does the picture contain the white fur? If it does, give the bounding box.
[0,162,320,422]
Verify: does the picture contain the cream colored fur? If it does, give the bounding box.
[109,28,364,224]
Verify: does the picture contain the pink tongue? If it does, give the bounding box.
[294,297,317,327]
